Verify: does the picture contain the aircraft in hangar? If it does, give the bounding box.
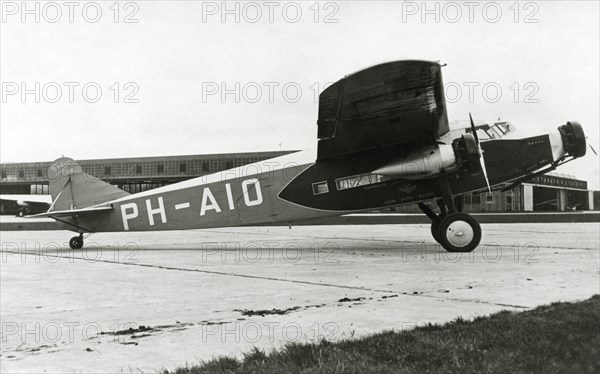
[27,60,589,252]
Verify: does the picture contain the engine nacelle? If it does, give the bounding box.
[452,133,483,175]
[558,121,587,158]
[373,144,458,179]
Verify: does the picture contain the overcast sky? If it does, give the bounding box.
[1,1,599,188]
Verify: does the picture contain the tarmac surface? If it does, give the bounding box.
[1,223,599,373]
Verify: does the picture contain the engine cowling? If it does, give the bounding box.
[558,121,587,158]
[373,144,459,179]
[452,134,483,175]
[372,134,482,179]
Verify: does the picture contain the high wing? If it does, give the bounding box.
[316,60,449,161]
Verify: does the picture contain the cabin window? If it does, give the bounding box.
[312,181,329,195]
[335,173,382,190]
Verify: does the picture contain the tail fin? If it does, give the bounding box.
[47,157,129,212]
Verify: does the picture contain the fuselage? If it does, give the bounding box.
[59,131,563,234]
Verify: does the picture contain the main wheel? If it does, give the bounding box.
[430,219,442,243]
[69,236,84,250]
[437,213,481,252]
[430,221,440,243]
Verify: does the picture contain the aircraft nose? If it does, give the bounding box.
[548,121,587,162]
[559,121,587,158]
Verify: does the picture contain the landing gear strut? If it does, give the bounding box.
[69,234,84,250]
[419,174,482,252]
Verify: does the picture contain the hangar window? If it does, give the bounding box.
[1,170,6,180]
[312,181,329,195]
[157,164,164,173]
[225,161,234,169]
[37,169,43,177]
[335,173,383,190]
[486,194,494,203]
[104,166,111,175]
[179,162,187,173]
[136,165,142,174]
[202,161,210,172]
[18,169,24,178]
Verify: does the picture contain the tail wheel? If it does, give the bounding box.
[69,236,84,250]
[437,213,481,252]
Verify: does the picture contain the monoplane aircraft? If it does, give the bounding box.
[29,60,589,252]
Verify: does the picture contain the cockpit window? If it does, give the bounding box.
[493,122,516,136]
[473,122,516,140]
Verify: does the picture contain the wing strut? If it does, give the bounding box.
[47,180,68,212]
[501,156,576,192]
[50,216,93,233]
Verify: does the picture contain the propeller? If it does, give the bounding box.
[469,113,492,193]
[586,137,598,156]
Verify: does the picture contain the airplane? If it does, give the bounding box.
[27,60,589,252]
[0,194,51,217]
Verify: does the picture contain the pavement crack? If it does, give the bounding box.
[1,250,396,294]
[2,250,533,309]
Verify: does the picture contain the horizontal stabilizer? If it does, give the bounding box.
[28,205,114,218]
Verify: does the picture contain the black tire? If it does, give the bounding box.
[430,220,441,243]
[438,213,481,253]
[69,236,83,250]
[431,221,440,243]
